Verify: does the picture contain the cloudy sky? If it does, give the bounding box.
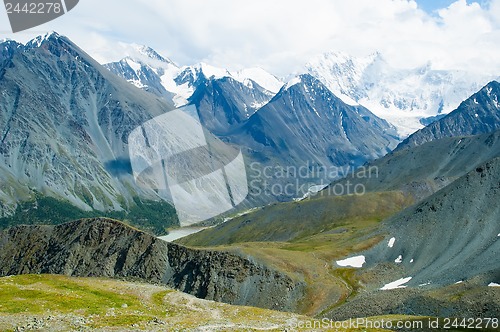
[0,0,498,76]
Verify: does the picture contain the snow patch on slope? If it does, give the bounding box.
[388,237,396,248]
[336,255,366,268]
[381,277,412,290]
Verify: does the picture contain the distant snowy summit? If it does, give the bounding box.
[105,42,497,138]
[306,51,496,136]
[105,48,283,107]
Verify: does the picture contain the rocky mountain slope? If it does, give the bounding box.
[306,51,495,136]
[324,157,500,320]
[0,218,305,312]
[396,80,500,150]
[0,32,181,230]
[232,74,398,173]
[319,129,500,201]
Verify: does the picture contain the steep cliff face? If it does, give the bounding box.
[0,218,168,282]
[0,218,305,312]
[164,244,303,312]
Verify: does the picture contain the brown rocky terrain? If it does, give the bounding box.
[0,218,305,312]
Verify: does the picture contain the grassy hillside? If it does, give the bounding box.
[0,274,391,331]
[175,192,411,316]
[178,191,413,246]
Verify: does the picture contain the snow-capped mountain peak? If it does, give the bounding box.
[194,62,231,80]
[306,50,495,137]
[26,31,61,48]
[283,76,302,91]
[106,44,284,108]
[131,44,172,63]
[233,67,283,93]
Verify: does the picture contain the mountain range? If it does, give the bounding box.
[0,31,499,328]
[0,33,399,228]
[0,32,179,232]
[107,46,497,139]
[306,51,496,136]
[315,82,500,202]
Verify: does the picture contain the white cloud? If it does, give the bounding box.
[1,0,500,76]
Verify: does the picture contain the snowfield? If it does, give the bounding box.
[336,255,366,268]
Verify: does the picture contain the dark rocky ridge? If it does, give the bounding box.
[0,218,305,312]
[319,129,500,201]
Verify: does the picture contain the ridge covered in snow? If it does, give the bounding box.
[105,43,497,138]
[106,46,283,107]
[233,67,283,93]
